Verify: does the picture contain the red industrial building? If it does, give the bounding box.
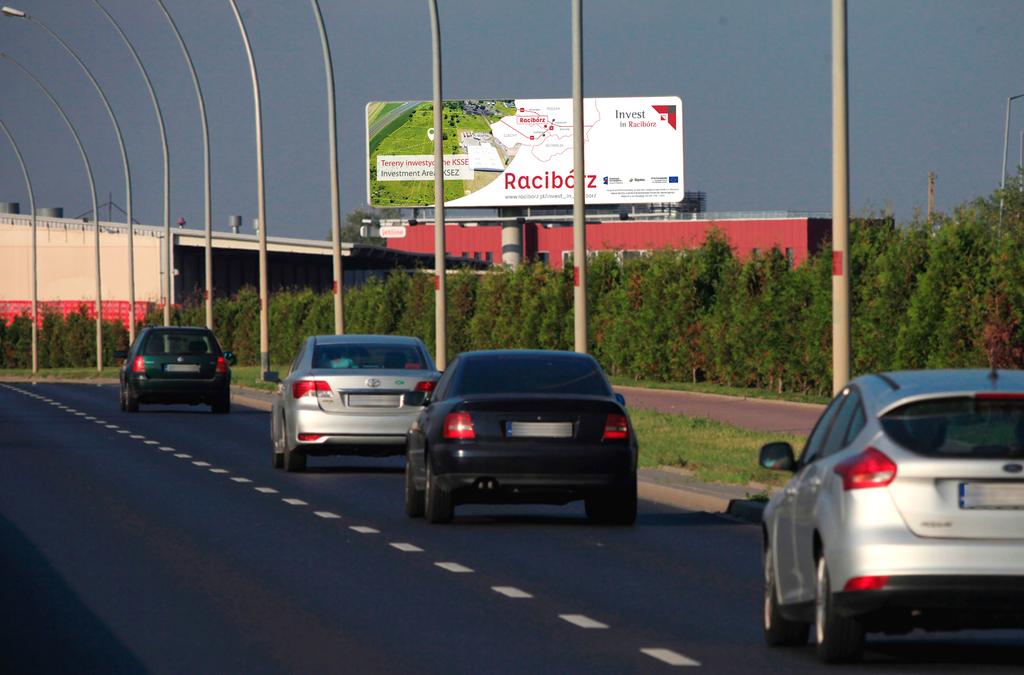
[385,215,831,268]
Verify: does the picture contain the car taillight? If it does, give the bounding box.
[602,413,629,441]
[414,380,436,392]
[132,356,146,373]
[292,380,333,401]
[443,411,475,440]
[834,447,897,490]
[216,356,228,374]
[842,575,889,592]
[297,433,323,442]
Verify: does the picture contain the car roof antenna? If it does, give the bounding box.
[989,364,999,387]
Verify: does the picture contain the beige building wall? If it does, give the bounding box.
[0,216,163,302]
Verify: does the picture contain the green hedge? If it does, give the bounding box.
[6,183,1024,395]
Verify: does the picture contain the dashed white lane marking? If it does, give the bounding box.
[349,526,379,534]
[640,649,701,667]
[230,477,252,483]
[117,430,131,434]
[559,614,609,629]
[85,416,96,420]
[144,440,159,445]
[174,453,192,459]
[209,468,229,474]
[192,461,211,467]
[158,446,175,452]
[255,487,278,494]
[314,511,341,519]
[75,412,87,416]
[390,543,423,552]
[130,434,145,439]
[492,586,533,599]
[105,424,119,429]
[282,498,308,506]
[435,562,473,573]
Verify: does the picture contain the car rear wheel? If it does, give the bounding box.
[814,555,864,662]
[763,541,809,646]
[124,387,139,413]
[211,391,230,414]
[271,416,284,469]
[585,476,637,525]
[404,457,425,518]
[283,446,307,473]
[424,459,453,524]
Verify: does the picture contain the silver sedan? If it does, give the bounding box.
[759,369,1024,662]
[270,335,439,472]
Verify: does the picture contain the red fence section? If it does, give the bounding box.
[0,300,156,329]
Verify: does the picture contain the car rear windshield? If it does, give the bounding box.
[311,343,428,370]
[143,331,218,356]
[881,396,1024,458]
[455,354,611,397]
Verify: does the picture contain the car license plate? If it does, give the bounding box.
[959,482,1024,509]
[505,421,573,438]
[347,394,401,408]
[165,364,200,373]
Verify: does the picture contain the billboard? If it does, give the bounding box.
[366,96,684,208]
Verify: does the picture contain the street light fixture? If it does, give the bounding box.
[310,0,344,335]
[0,119,37,374]
[227,0,271,378]
[2,52,102,375]
[92,0,172,327]
[154,0,214,330]
[1000,93,1024,226]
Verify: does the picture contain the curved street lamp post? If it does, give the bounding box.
[0,119,38,373]
[2,5,137,349]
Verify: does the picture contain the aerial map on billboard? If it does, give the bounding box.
[366,96,684,208]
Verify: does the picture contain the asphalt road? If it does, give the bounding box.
[1,382,1020,674]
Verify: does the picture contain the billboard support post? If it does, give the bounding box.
[428,0,447,369]
[571,0,587,354]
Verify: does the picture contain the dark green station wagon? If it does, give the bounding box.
[117,326,235,414]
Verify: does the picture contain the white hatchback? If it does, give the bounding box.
[759,369,1024,662]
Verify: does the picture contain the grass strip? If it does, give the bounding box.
[630,408,805,488]
[610,375,829,405]
[0,367,120,379]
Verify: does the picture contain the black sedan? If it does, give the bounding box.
[404,350,637,525]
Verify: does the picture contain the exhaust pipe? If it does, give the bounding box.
[474,477,498,491]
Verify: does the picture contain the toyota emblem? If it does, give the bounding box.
[366,378,382,388]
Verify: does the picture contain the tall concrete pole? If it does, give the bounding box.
[228,0,271,377]
[93,0,171,326]
[311,0,344,335]
[2,53,101,373]
[831,0,850,395]
[154,0,213,329]
[0,119,37,373]
[571,0,588,353]
[428,0,447,368]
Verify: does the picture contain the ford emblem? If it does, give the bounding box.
[366,378,381,388]
[177,356,184,363]
[1003,463,1023,474]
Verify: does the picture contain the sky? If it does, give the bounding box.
[1,0,1023,241]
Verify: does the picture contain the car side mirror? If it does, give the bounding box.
[113,350,127,360]
[759,442,796,472]
[223,351,237,366]
[263,370,280,383]
[614,392,626,406]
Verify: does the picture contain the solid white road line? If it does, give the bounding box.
[282,498,307,506]
[230,477,252,483]
[389,543,423,552]
[314,511,341,519]
[209,468,229,474]
[255,487,278,494]
[491,586,533,599]
[558,615,609,629]
[349,526,379,534]
[434,562,473,573]
[640,649,701,667]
